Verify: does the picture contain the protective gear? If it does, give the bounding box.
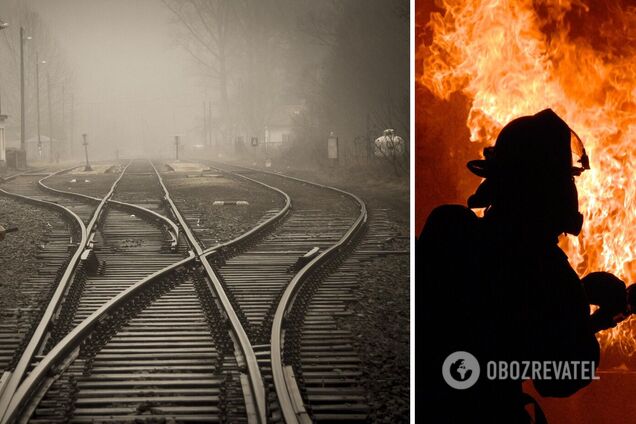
[418,108,613,423]
[467,109,589,236]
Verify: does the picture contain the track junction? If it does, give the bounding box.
[0,159,407,423]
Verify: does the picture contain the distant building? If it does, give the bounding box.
[264,104,302,155]
[234,104,303,158]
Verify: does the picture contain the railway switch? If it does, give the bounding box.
[80,249,100,275]
[0,224,18,241]
[290,246,320,271]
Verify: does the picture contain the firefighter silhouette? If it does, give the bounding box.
[417,109,629,423]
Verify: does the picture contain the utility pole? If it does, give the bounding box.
[366,112,372,162]
[70,93,74,160]
[175,135,180,160]
[208,101,213,151]
[202,101,207,146]
[0,21,8,170]
[36,53,42,160]
[61,85,66,160]
[46,72,55,162]
[82,133,92,171]
[0,92,8,170]
[19,27,26,153]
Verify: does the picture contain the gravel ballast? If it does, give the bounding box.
[349,254,410,423]
[0,196,71,372]
[0,197,64,306]
[162,170,286,246]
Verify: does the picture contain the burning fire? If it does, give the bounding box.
[418,0,636,357]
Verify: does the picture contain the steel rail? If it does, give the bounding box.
[0,169,88,420]
[0,254,196,424]
[150,160,268,424]
[201,166,291,256]
[0,170,35,183]
[219,164,369,424]
[38,168,180,250]
[38,167,102,201]
[0,162,131,422]
[273,184,366,423]
[63,161,131,249]
[193,161,369,423]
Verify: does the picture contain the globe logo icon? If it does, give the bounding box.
[450,358,472,381]
[442,351,480,389]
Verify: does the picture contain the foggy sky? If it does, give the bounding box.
[29,0,208,158]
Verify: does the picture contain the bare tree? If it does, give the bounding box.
[232,1,296,139]
[163,0,304,154]
[162,0,408,175]
[296,0,343,47]
[162,0,233,144]
[0,0,75,155]
[296,0,409,172]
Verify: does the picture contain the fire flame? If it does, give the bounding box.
[418,0,636,357]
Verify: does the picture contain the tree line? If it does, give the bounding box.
[163,0,408,174]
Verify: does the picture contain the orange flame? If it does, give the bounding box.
[419,0,636,356]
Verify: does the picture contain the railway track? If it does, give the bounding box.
[279,209,408,423]
[0,191,71,373]
[0,161,188,422]
[0,160,278,423]
[0,164,128,423]
[202,163,407,423]
[1,171,107,224]
[190,163,372,423]
[0,159,406,423]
